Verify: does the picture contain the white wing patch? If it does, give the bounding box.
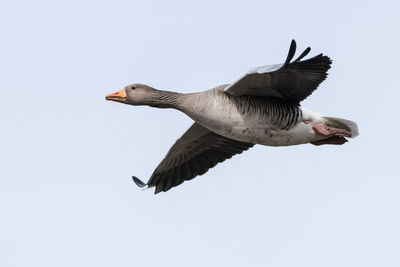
[249,64,283,74]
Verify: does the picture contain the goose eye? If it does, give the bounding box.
[131,86,136,90]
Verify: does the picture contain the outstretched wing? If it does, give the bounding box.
[225,39,332,104]
[133,123,254,194]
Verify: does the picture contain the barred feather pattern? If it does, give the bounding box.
[222,89,303,130]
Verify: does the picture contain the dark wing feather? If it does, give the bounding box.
[225,39,332,104]
[133,123,254,194]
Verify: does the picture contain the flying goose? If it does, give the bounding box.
[106,40,359,194]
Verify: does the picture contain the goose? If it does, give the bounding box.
[106,40,359,194]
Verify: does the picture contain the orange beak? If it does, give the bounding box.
[105,89,127,103]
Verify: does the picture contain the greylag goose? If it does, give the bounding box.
[106,40,358,194]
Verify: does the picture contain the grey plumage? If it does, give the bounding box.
[226,92,302,130]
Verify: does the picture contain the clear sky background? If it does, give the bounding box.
[1,0,399,266]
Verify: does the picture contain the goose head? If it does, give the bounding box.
[106,84,159,106]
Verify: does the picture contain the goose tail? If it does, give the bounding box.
[323,116,359,138]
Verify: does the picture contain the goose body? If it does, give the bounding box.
[180,86,319,146]
[106,40,359,194]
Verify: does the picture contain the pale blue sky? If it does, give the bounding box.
[1,0,399,266]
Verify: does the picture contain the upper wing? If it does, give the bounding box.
[225,39,332,104]
[132,123,254,194]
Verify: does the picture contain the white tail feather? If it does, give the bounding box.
[323,116,359,138]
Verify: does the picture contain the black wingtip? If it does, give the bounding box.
[154,185,163,194]
[132,176,147,188]
[294,47,311,62]
[284,39,297,66]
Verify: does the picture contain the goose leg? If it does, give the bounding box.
[303,120,352,146]
[310,136,348,146]
[303,120,352,137]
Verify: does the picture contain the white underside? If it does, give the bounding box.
[219,119,319,146]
